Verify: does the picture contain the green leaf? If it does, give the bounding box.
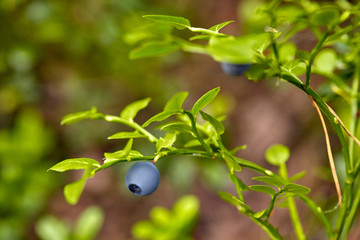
[249,185,276,196]
[253,209,267,219]
[61,107,104,125]
[120,98,151,121]
[143,15,191,30]
[279,42,297,63]
[209,21,234,32]
[252,175,286,189]
[49,158,100,172]
[164,91,188,112]
[288,171,306,183]
[310,7,340,27]
[36,216,70,240]
[73,206,104,240]
[314,48,337,74]
[184,139,202,148]
[108,131,144,140]
[199,111,225,135]
[217,191,248,210]
[265,144,290,166]
[222,153,241,173]
[130,41,180,59]
[160,122,193,134]
[156,132,177,152]
[64,175,87,205]
[142,111,178,127]
[230,145,247,155]
[104,150,143,163]
[191,87,220,115]
[282,183,310,195]
[229,172,248,199]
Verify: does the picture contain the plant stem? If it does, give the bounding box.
[104,115,158,142]
[305,29,331,88]
[183,110,212,153]
[249,215,283,240]
[279,164,306,240]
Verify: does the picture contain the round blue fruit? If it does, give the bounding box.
[221,62,251,76]
[125,162,160,196]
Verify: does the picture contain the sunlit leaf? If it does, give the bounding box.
[49,158,100,172]
[108,131,145,139]
[199,110,224,135]
[60,107,104,125]
[209,21,234,32]
[120,98,151,121]
[265,144,290,166]
[143,15,191,30]
[73,206,104,240]
[142,111,178,127]
[156,132,177,152]
[191,87,220,115]
[164,91,188,112]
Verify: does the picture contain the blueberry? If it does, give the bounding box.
[220,62,251,76]
[125,162,160,196]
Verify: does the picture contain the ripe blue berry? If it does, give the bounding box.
[125,162,160,196]
[221,62,251,76]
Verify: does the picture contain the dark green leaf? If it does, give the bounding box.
[191,87,220,115]
[310,7,340,27]
[60,107,104,125]
[164,91,188,112]
[120,98,151,121]
[49,158,100,172]
[209,21,234,32]
[130,41,180,59]
[156,132,177,152]
[143,15,191,30]
[249,185,276,196]
[282,183,310,195]
[252,175,286,189]
[199,111,225,136]
[143,111,179,127]
[108,131,144,139]
[265,144,290,166]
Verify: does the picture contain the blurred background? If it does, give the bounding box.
[1,0,357,239]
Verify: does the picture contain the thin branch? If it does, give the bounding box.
[311,97,342,206]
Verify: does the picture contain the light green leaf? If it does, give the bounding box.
[120,98,151,121]
[217,191,243,207]
[252,175,285,189]
[104,150,143,163]
[265,144,290,166]
[199,111,225,136]
[142,111,178,127]
[209,21,234,32]
[156,132,177,152]
[279,42,297,63]
[282,183,310,195]
[64,177,87,205]
[253,209,267,219]
[130,41,180,59]
[149,207,172,227]
[73,206,105,240]
[184,139,202,148]
[49,158,100,172]
[191,87,220,115]
[60,107,104,125]
[36,216,70,240]
[108,131,144,139]
[160,122,193,134]
[164,91,189,112]
[249,185,276,196]
[143,15,191,30]
[310,7,340,27]
[288,171,306,183]
[222,153,241,173]
[314,48,337,74]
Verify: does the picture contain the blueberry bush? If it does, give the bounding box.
[50,0,360,239]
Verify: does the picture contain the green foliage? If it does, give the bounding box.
[131,195,199,240]
[265,144,290,166]
[36,206,104,240]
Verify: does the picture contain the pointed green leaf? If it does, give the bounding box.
[64,178,86,205]
[164,91,188,112]
[49,158,100,172]
[199,111,225,135]
[184,139,202,148]
[209,21,234,32]
[249,185,276,196]
[143,15,191,30]
[229,172,248,200]
[61,107,104,125]
[230,145,247,155]
[218,191,243,207]
[160,122,193,134]
[130,41,180,59]
[120,98,151,121]
[191,87,220,115]
[282,183,310,195]
[288,171,306,183]
[265,144,290,166]
[142,111,178,127]
[156,132,177,152]
[104,150,143,163]
[108,131,145,139]
[222,153,241,173]
[252,176,286,189]
[253,209,267,219]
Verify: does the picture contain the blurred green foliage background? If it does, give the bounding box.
[1,0,354,239]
